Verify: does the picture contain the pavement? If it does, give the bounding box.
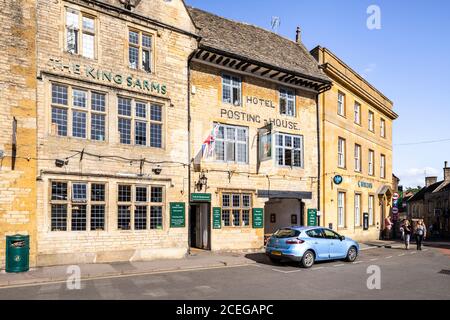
[0,244,449,299]
[0,240,447,290]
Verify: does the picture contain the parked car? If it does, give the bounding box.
[265,226,359,268]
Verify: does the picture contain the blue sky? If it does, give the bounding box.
[186,0,450,188]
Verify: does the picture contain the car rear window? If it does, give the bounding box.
[273,228,301,238]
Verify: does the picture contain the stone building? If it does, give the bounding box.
[31,0,197,267]
[0,0,38,269]
[407,162,450,237]
[187,8,331,251]
[311,47,398,242]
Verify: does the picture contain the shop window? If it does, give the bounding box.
[280,88,295,117]
[222,74,241,106]
[221,193,252,227]
[214,124,248,163]
[65,8,95,59]
[128,29,152,72]
[118,97,163,148]
[50,181,106,232]
[117,184,164,231]
[275,133,303,167]
[51,84,106,141]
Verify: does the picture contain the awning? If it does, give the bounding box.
[257,190,312,200]
[377,185,393,196]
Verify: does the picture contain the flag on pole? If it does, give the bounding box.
[202,124,219,158]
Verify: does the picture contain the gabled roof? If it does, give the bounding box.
[408,181,442,202]
[187,7,330,84]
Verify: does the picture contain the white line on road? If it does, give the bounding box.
[399,253,406,256]
[271,268,289,273]
[333,264,345,267]
[352,261,363,264]
[312,267,325,270]
[423,249,429,251]
[386,256,393,259]
[410,252,417,254]
[370,258,378,261]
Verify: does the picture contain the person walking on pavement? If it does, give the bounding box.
[384,216,393,240]
[415,219,426,250]
[403,220,412,250]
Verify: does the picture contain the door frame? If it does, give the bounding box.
[189,202,211,250]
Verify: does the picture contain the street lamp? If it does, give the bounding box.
[196,172,208,191]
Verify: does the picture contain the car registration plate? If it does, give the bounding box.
[271,251,282,256]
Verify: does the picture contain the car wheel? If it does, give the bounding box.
[269,256,281,264]
[301,250,315,268]
[345,246,358,262]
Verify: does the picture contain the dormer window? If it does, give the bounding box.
[128,29,153,72]
[280,88,295,117]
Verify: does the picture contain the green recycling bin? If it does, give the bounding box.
[5,234,29,273]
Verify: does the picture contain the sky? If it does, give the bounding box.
[186,0,450,188]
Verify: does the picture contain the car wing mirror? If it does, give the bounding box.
[340,236,345,241]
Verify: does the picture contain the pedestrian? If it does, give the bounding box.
[414,219,427,250]
[399,219,406,241]
[403,220,412,250]
[384,216,393,240]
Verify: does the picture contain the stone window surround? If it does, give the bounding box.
[127,25,156,74]
[220,190,254,228]
[47,180,168,233]
[48,180,107,232]
[50,82,108,141]
[64,5,98,60]
[274,132,304,168]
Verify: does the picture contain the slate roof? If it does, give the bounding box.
[188,7,330,84]
[408,181,442,202]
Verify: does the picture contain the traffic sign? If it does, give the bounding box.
[393,192,399,200]
[392,207,399,214]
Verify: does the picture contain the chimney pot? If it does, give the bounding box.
[295,26,301,44]
[444,161,450,181]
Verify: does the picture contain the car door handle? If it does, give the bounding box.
[314,242,319,244]
[330,243,334,245]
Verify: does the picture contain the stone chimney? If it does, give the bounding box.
[425,176,438,187]
[295,26,301,44]
[444,161,450,182]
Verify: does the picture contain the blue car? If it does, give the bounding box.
[265,226,359,268]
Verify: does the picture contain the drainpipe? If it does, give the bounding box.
[315,92,321,226]
[187,49,196,251]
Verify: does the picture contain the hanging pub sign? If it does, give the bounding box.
[333,175,343,185]
[257,123,272,173]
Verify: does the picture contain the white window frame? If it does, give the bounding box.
[338,137,346,168]
[380,154,386,179]
[65,8,96,59]
[380,118,386,138]
[337,91,345,117]
[280,87,296,117]
[368,149,375,176]
[354,144,361,172]
[354,193,361,227]
[214,123,248,164]
[338,192,345,228]
[368,110,374,132]
[222,74,242,106]
[368,195,374,225]
[221,193,252,228]
[354,102,361,124]
[275,132,304,168]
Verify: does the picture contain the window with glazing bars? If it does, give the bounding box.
[221,193,252,227]
[275,133,303,167]
[128,30,152,72]
[280,88,295,117]
[354,144,361,172]
[222,74,241,106]
[51,84,106,140]
[214,124,248,163]
[338,137,346,168]
[66,8,95,59]
[50,181,106,232]
[117,184,164,231]
[118,97,163,148]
